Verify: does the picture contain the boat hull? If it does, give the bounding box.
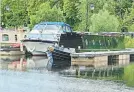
[46,47,71,71]
[22,40,56,56]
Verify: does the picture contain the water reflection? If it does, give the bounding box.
[0,56,48,71]
[0,56,134,92]
[27,56,48,69]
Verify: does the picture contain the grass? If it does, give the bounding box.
[124,63,134,87]
[124,36,134,48]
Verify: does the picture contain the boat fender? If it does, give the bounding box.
[47,46,54,52]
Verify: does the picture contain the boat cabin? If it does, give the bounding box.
[26,22,73,40]
[35,22,73,33]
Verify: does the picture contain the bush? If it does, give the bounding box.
[89,9,119,32]
[124,63,134,87]
[124,36,134,48]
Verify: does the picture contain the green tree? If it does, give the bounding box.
[1,0,28,28]
[123,3,134,31]
[1,0,133,31]
[89,9,119,32]
[114,0,133,18]
[77,0,113,31]
[63,0,80,29]
[49,0,64,10]
[29,1,64,28]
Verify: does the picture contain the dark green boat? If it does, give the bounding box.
[59,32,125,52]
[81,34,124,51]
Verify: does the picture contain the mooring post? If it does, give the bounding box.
[76,69,81,77]
[98,69,102,78]
[84,72,87,78]
[103,68,106,78]
[20,42,23,51]
[110,66,113,77]
[107,68,109,77]
[78,69,81,77]
[92,69,96,78]
[132,69,134,81]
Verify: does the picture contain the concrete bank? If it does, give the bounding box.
[71,49,134,67]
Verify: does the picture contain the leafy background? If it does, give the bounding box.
[1,0,134,32]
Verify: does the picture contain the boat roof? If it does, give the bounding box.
[38,22,71,27]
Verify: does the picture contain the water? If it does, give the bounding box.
[0,56,134,92]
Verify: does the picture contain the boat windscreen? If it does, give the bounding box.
[33,24,61,31]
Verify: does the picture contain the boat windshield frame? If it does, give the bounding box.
[32,24,61,31]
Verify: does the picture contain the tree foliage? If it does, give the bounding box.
[123,3,134,31]
[63,0,80,28]
[29,2,64,28]
[1,0,134,32]
[1,0,29,28]
[90,9,119,32]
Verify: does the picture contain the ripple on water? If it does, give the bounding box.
[0,70,134,92]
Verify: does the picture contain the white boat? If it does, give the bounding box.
[22,22,82,56]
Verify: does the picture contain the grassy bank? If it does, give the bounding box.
[124,63,134,87]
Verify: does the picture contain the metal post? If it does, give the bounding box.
[132,69,134,81]
[20,42,23,51]
[85,0,89,32]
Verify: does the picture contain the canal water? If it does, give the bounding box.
[0,56,134,92]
